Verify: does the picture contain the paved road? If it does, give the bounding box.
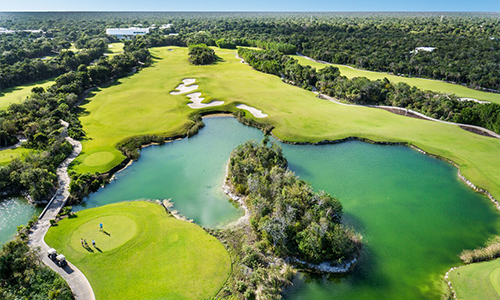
[28,121,95,300]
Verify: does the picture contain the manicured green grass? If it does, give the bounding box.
[45,201,231,300]
[0,148,31,165]
[72,47,500,204]
[448,259,500,300]
[293,55,500,104]
[0,78,55,110]
[106,43,124,57]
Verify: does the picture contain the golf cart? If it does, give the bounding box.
[56,254,67,267]
[47,248,57,260]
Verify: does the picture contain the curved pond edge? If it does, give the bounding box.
[269,133,499,209]
[78,112,498,295]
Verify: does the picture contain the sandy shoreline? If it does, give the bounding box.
[236,104,268,118]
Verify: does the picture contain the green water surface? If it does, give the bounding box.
[77,117,499,299]
[0,197,41,245]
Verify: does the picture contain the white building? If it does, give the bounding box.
[0,27,15,34]
[161,24,173,29]
[411,47,436,54]
[106,27,150,39]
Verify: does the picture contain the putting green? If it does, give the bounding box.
[72,46,500,205]
[448,259,500,300]
[83,151,115,167]
[70,215,137,253]
[45,201,231,300]
[293,55,500,104]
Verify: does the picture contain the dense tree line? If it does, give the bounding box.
[187,44,218,65]
[228,139,360,264]
[238,48,500,134]
[0,47,105,92]
[0,34,64,66]
[3,12,496,89]
[0,234,73,300]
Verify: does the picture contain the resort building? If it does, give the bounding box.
[411,47,436,54]
[105,27,150,39]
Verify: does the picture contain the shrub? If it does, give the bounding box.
[187,44,218,65]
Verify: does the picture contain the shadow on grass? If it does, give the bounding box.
[94,246,102,253]
[102,230,111,236]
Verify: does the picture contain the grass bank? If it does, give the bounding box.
[45,201,231,300]
[72,46,500,203]
[293,55,500,104]
[0,147,31,165]
[448,259,500,299]
[0,78,55,110]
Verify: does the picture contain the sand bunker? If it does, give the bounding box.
[186,92,224,109]
[170,78,198,95]
[236,104,268,118]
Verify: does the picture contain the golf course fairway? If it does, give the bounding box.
[448,259,500,300]
[0,78,55,110]
[293,55,500,104]
[45,201,231,300]
[72,46,500,203]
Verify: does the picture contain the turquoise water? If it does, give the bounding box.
[0,197,41,245]
[69,117,500,298]
[75,117,263,228]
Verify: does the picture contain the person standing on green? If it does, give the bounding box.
[99,223,103,231]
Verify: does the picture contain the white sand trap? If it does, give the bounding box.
[170,78,198,95]
[236,104,268,118]
[187,92,224,109]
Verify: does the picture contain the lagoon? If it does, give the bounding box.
[76,116,499,299]
[0,197,41,244]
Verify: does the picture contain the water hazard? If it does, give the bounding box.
[0,197,41,244]
[5,116,499,298]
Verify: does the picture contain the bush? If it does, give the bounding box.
[216,38,237,49]
[187,44,218,65]
[460,242,500,264]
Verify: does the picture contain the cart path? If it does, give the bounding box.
[28,121,95,300]
[318,93,500,139]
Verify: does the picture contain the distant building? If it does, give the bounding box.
[106,27,150,39]
[0,27,15,34]
[161,24,173,29]
[411,47,436,54]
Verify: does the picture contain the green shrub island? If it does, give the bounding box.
[227,138,361,265]
[187,43,218,65]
